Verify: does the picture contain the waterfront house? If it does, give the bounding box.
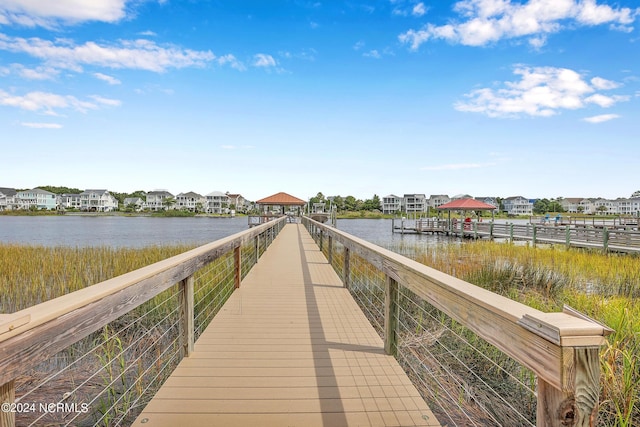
[255,192,306,216]
[146,190,175,211]
[474,197,498,209]
[428,195,451,210]
[0,187,18,211]
[123,197,145,212]
[592,198,618,215]
[381,194,402,214]
[16,188,57,210]
[403,194,428,214]
[206,191,230,214]
[618,198,640,216]
[80,190,118,212]
[502,196,533,216]
[226,193,247,212]
[176,192,207,212]
[59,193,82,210]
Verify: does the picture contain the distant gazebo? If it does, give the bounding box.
[255,192,306,216]
[437,198,498,227]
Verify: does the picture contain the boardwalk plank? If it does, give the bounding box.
[134,223,439,427]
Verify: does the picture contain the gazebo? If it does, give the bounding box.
[437,198,498,232]
[255,192,306,216]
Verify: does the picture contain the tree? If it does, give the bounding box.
[344,196,357,211]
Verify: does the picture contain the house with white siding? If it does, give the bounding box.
[176,192,207,212]
[618,198,640,216]
[59,193,82,210]
[226,193,247,212]
[381,194,402,214]
[502,196,533,215]
[16,188,57,210]
[0,187,18,211]
[403,194,428,214]
[428,195,451,210]
[474,197,498,209]
[592,198,618,215]
[145,190,174,211]
[123,197,145,211]
[206,191,230,214]
[80,190,118,212]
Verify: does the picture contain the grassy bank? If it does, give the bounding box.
[398,241,639,426]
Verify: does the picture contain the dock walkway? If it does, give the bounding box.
[134,224,439,426]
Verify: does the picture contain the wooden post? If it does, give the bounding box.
[328,235,333,265]
[179,275,194,358]
[234,245,241,289]
[566,225,571,248]
[537,347,601,427]
[510,223,514,243]
[319,229,324,252]
[384,276,398,356]
[343,247,350,290]
[532,224,537,246]
[489,222,494,240]
[1,380,15,427]
[254,235,260,264]
[602,227,609,253]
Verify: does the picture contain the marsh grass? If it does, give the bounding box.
[1,243,242,426]
[385,240,640,427]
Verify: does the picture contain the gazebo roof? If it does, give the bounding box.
[437,198,497,211]
[255,192,306,206]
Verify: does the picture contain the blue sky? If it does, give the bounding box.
[1,0,638,202]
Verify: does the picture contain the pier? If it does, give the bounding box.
[0,217,609,426]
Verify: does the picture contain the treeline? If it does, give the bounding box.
[309,192,381,212]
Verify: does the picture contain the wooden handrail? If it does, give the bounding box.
[0,217,287,388]
[303,216,609,426]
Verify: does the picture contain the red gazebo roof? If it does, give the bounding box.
[437,198,497,210]
[255,192,306,206]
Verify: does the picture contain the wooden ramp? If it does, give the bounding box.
[134,224,439,426]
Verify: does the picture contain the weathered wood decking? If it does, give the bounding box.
[134,223,439,427]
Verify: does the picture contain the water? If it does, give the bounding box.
[0,215,248,248]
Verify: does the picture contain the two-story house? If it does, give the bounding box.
[145,190,175,211]
[176,192,207,212]
[59,193,82,210]
[428,195,451,210]
[206,191,230,214]
[80,190,118,212]
[502,196,533,216]
[403,194,427,214]
[381,194,402,214]
[16,188,57,210]
[0,187,18,211]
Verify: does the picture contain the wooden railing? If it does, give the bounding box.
[0,216,287,427]
[458,222,640,253]
[303,216,610,427]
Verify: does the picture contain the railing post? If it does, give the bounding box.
[537,347,601,426]
[343,247,350,290]
[327,235,333,265]
[565,225,571,248]
[510,223,514,242]
[1,380,15,427]
[234,245,241,289]
[384,276,398,356]
[254,235,260,264]
[489,222,494,240]
[319,229,324,252]
[532,224,537,246]
[602,227,609,253]
[179,275,194,358]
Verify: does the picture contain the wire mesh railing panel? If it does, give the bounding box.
[240,239,257,280]
[14,285,182,427]
[345,254,386,338]
[193,252,235,340]
[395,285,537,427]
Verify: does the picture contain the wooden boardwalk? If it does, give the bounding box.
[134,223,439,426]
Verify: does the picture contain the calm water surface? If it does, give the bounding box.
[0,216,524,249]
[0,215,248,248]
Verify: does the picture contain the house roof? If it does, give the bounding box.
[255,192,306,206]
[0,187,17,196]
[437,198,497,211]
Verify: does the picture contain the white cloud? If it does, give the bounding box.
[20,122,63,129]
[399,0,638,49]
[217,54,246,71]
[253,53,276,68]
[583,113,620,123]
[0,34,216,73]
[363,49,381,59]
[0,89,102,114]
[94,72,121,85]
[412,2,427,17]
[0,0,128,27]
[455,66,628,118]
[89,95,121,107]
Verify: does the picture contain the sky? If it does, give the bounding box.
[1,0,639,202]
